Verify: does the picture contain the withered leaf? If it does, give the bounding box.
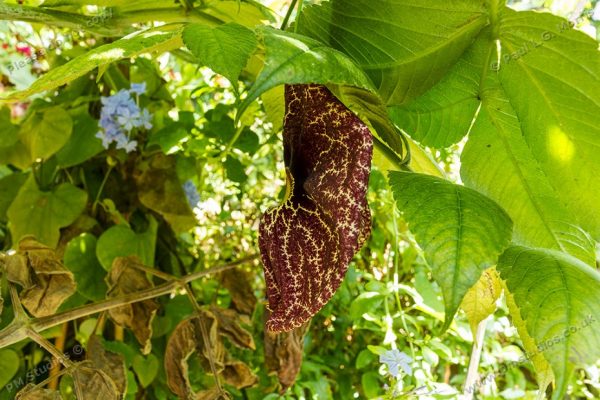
[210,306,255,350]
[164,311,225,399]
[264,321,309,391]
[134,153,196,233]
[15,384,62,400]
[87,335,127,397]
[71,364,120,400]
[259,84,372,332]
[222,361,257,389]
[219,268,256,316]
[106,256,159,355]
[4,237,76,317]
[196,387,226,400]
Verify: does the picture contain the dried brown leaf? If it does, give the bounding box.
[164,311,225,399]
[4,237,76,317]
[219,268,256,316]
[134,154,196,233]
[210,306,255,350]
[222,361,257,389]
[15,384,62,400]
[87,335,127,397]
[71,364,120,400]
[264,321,309,391]
[106,256,159,355]
[196,387,226,400]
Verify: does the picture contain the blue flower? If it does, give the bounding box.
[380,349,412,377]
[96,83,153,152]
[130,82,147,95]
[183,180,200,208]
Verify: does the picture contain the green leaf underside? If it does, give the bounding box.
[503,283,554,396]
[388,30,490,148]
[7,176,88,248]
[239,26,376,118]
[498,9,600,239]
[498,246,600,399]
[183,22,258,85]
[4,26,183,101]
[297,0,488,105]
[389,171,512,330]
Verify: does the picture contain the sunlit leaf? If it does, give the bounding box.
[182,22,258,85]
[498,246,600,399]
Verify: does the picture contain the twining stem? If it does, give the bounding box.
[0,255,258,349]
[26,329,75,369]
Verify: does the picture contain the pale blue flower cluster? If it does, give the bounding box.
[96,83,152,153]
[183,180,200,208]
[380,349,412,377]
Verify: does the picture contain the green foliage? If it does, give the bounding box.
[389,171,513,330]
[7,176,87,248]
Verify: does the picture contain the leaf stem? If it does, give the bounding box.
[280,0,299,30]
[0,255,258,349]
[26,328,75,369]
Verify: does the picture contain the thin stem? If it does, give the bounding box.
[184,285,225,395]
[26,329,75,369]
[9,283,29,321]
[280,0,298,30]
[463,318,488,399]
[92,165,114,216]
[0,255,258,349]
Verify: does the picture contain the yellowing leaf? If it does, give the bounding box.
[461,267,502,335]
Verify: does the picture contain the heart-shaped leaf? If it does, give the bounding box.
[389,171,513,330]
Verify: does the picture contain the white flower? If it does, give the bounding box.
[380,349,412,377]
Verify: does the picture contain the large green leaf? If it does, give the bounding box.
[19,106,73,161]
[498,246,600,399]
[388,30,489,148]
[64,233,108,301]
[7,176,88,248]
[56,112,104,168]
[182,22,258,84]
[3,26,183,101]
[0,349,20,389]
[297,0,488,105]
[497,9,600,239]
[389,171,512,330]
[461,76,597,266]
[96,218,157,271]
[239,26,376,116]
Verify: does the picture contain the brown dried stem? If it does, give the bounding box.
[0,255,258,349]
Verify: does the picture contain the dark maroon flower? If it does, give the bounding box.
[259,84,373,332]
